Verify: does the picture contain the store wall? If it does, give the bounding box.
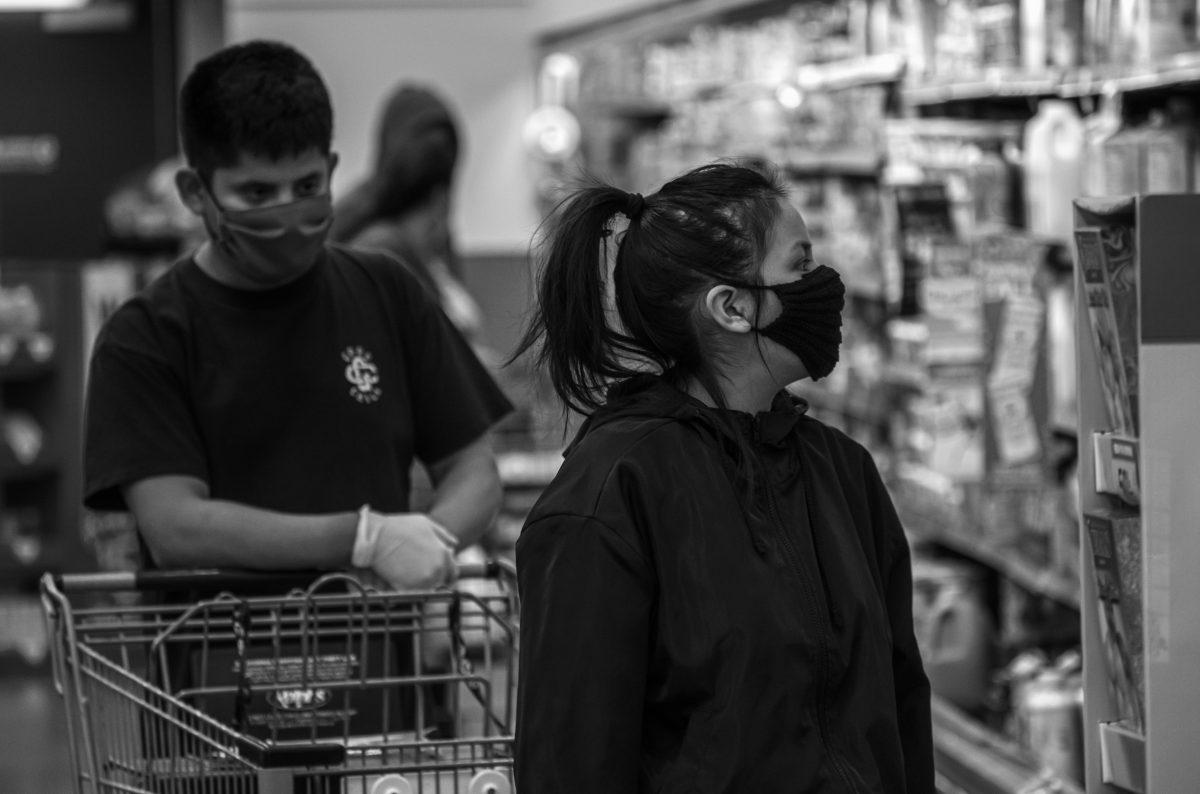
[0,1,176,259]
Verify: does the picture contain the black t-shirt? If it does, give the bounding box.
[84,244,513,514]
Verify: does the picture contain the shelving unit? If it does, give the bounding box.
[903,507,1080,610]
[0,263,86,588]
[932,694,1085,794]
[1072,194,1200,792]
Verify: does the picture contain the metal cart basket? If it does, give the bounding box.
[40,562,518,794]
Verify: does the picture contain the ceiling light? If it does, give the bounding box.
[0,0,88,11]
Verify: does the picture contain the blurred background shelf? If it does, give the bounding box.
[933,694,1085,794]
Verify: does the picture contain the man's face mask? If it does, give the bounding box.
[194,175,334,280]
[753,265,846,381]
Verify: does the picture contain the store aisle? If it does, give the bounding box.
[0,670,75,793]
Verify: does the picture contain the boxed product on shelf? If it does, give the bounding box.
[1083,507,1145,731]
[903,366,987,482]
[1092,431,1140,506]
[1140,99,1200,193]
[885,119,1022,236]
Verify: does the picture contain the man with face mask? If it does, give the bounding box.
[82,41,512,591]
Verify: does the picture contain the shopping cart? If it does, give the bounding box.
[40,561,518,794]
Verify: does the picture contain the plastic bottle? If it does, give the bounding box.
[1023,100,1085,242]
[1082,86,1124,197]
[912,559,994,710]
[1022,669,1085,784]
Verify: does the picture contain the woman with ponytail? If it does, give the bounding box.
[513,162,933,793]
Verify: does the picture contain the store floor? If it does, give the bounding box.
[0,669,75,793]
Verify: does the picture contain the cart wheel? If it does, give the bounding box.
[369,774,413,794]
[468,768,512,794]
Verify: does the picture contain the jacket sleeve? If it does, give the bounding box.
[515,513,654,794]
[865,457,935,794]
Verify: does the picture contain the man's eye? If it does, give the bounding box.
[296,179,321,197]
[240,186,273,203]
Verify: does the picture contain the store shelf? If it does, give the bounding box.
[0,458,59,484]
[592,96,674,122]
[537,0,795,51]
[905,52,1200,106]
[903,70,1063,106]
[1098,721,1146,793]
[0,333,56,380]
[795,52,906,91]
[784,149,884,178]
[894,475,1080,609]
[932,694,1084,794]
[1062,51,1200,96]
[915,521,1080,609]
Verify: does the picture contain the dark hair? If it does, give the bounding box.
[179,40,333,179]
[331,84,460,244]
[513,162,787,415]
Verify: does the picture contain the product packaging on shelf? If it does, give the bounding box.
[1073,218,1139,436]
[1083,507,1145,731]
[1092,431,1140,506]
[1140,99,1200,193]
[911,557,995,710]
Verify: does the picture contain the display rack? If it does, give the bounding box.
[1073,194,1200,793]
[932,694,1085,794]
[0,262,86,590]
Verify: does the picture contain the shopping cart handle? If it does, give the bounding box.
[52,558,515,593]
[238,738,346,768]
[52,569,327,593]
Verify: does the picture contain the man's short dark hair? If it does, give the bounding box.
[179,40,333,178]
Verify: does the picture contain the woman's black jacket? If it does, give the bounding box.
[514,376,934,793]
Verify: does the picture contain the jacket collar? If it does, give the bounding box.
[566,374,809,456]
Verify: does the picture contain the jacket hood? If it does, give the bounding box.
[565,374,809,459]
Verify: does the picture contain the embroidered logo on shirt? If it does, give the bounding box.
[342,346,381,403]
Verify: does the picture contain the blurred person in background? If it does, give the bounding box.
[512,162,933,793]
[332,83,482,339]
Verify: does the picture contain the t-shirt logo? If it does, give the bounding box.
[341,346,381,403]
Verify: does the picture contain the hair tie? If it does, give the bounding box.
[623,192,646,221]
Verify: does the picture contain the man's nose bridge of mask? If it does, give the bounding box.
[223,194,333,237]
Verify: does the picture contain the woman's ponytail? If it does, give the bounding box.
[511,185,643,414]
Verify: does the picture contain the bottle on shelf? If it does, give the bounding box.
[1023,99,1085,242]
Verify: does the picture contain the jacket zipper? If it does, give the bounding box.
[765,477,861,794]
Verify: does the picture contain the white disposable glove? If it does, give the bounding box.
[351,506,458,591]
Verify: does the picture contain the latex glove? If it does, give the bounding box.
[351,507,457,591]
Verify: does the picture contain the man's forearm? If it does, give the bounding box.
[126,476,358,570]
[174,500,359,569]
[427,440,502,548]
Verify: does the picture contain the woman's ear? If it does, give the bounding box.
[702,285,754,334]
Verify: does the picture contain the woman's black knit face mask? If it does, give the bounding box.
[753,265,846,381]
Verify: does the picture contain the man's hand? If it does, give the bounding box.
[352,508,457,590]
